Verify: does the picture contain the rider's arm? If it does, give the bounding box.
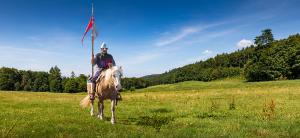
[91,54,99,66]
[111,56,116,66]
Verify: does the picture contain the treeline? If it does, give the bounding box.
[0,66,87,93]
[141,29,300,86]
[0,66,150,92]
[142,39,256,86]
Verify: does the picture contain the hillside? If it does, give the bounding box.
[140,30,300,88]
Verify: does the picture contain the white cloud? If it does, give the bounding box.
[155,27,200,46]
[155,20,236,47]
[202,50,212,55]
[237,39,254,48]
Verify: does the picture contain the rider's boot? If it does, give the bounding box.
[89,82,96,100]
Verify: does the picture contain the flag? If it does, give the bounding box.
[81,16,97,45]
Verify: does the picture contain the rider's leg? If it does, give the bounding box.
[90,70,100,100]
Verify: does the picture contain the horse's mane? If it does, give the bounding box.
[98,66,119,88]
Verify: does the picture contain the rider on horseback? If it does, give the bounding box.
[90,42,119,100]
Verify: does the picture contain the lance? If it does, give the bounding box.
[91,3,95,76]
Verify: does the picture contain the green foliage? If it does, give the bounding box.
[144,30,299,85]
[0,66,87,93]
[63,72,87,93]
[14,82,21,91]
[20,70,32,91]
[121,77,148,90]
[24,83,31,91]
[255,29,274,46]
[32,72,49,92]
[130,87,136,92]
[291,50,300,78]
[245,33,300,81]
[49,66,62,92]
[143,51,249,86]
[0,67,19,90]
[76,74,88,92]
[63,78,78,93]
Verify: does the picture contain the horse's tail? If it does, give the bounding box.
[80,95,91,108]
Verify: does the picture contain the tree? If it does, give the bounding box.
[64,78,78,93]
[20,70,32,91]
[49,66,62,92]
[24,79,32,91]
[71,71,75,78]
[291,50,300,78]
[32,72,49,92]
[255,29,274,46]
[76,74,87,92]
[14,82,21,91]
[0,67,19,90]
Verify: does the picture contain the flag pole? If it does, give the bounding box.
[91,3,94,76]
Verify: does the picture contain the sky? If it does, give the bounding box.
[0,0,300,77]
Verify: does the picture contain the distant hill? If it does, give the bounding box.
[140,29,300,87]
[141,74,161,79]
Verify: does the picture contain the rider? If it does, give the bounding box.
[90,42,116,100]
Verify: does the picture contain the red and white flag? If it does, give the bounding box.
[81,16,98,45]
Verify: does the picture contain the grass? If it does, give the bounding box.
[1,79,300,137]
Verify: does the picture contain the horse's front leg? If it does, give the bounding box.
[97,99,104,120]
[90,100,94,116]
[110,99,116,124]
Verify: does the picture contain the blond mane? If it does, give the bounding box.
[98,66,119,88]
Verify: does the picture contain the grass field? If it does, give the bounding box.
[1,79,300,137]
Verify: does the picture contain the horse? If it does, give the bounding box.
[80,66,123,124]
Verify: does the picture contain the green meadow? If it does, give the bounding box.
[1,79,300,137]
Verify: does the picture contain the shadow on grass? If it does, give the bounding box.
[136,114,174,132]
[149,108,173,113]
[118,114,174,132]
[196,112,228,119]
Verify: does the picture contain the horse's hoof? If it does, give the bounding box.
[90,112,94,116]
[97,115,103,120]
[111,120,116,124]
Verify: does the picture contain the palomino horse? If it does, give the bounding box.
[80,66,123,124]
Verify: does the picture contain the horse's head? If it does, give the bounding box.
[111,66,123,91]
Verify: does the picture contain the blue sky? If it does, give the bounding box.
[0,0,300,77]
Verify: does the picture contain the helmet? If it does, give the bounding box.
[100,42,107,49]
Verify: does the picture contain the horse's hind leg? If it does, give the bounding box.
[97,99,104,120]
[110,99,116,124]
[90,100,94,116]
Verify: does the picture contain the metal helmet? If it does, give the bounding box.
[100,42,107,49]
